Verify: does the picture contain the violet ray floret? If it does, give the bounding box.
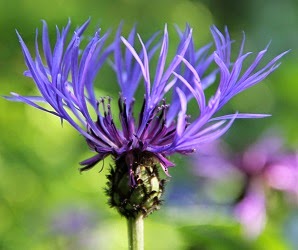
[6,19,288,180]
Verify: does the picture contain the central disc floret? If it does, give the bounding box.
[106,151,166,218]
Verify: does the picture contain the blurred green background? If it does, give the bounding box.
[1,0,298,249]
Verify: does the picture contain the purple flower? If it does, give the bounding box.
[193,133,298,237]
[234,189,267,238]
[6,19,287,181]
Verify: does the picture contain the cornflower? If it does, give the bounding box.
[6,19,287,249]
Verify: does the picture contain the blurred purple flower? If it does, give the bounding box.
[193,133,298,237]
[6,19,287,183]
[50,206,95,235]
[49,206,97,249]
[234,188,267,238]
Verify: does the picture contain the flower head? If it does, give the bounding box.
[7,19,287,174]
[193,133,298,237]
[6,19,288,217]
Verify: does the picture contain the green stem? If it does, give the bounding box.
[127,215,144,250]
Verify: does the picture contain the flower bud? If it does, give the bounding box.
[106,152,166,218]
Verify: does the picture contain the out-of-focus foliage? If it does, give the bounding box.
[0,0,297,249]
